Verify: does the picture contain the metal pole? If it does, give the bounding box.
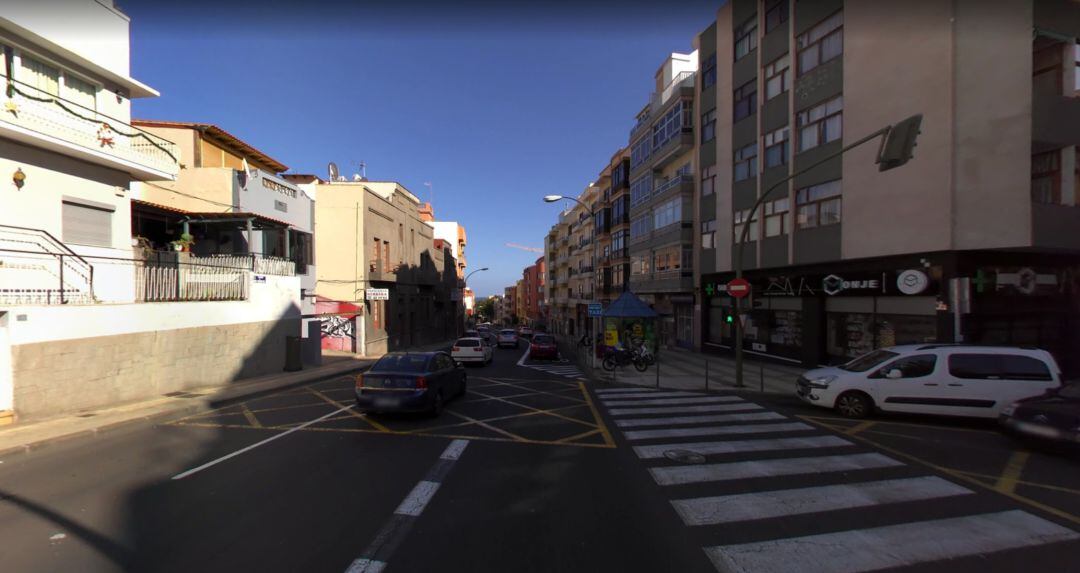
[733,127,890,388]
[58,254,65,304]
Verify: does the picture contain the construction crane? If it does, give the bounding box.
[505,242,543,254]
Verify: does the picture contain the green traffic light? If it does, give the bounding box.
[725,314,734,324]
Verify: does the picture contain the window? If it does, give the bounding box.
[702,53,717,89]
[733,143,758,182]
[797,10,843,76]
[764,126,789,168]
[733,208,759,242]
[630,214,651,240]
[701,219,717,249]
[20,55,59,96]
[630,175,652,207]
[62,200,113,247]
[653,197,682,230]
[383,241,390,271]
[701,165,717,197]
[874,355,937,378]
[702,109,716,143]
[631,135,651,170]
[734,79,757,121]
[653,100,690,150]
[1001,355,1053,381]
[764,54,790,100]
[764,0,789,33]
[840,349,899,372]
[1031,150,1061,204]
[764,197,790,237]
[612,230,627,254]
[371,237,381,271]
[682,246,693,270]
[677,162,693,177]
[631,254,650,275]
[63,73,96,110]
[372,300,383,330]
[796,179,842,229]
[734,16,758,60]
[797,95,842,152]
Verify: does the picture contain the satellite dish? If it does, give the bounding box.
[328,162,340,182]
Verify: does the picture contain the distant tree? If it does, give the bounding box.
[476,297,495,320]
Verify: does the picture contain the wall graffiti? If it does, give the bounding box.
[316,297,361,352]
[320,315,354,339]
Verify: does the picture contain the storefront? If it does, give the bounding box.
[701,251,1080,375]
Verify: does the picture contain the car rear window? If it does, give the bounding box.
[456,339,480,347]
[372,355,429,373]
[947,353,1052,381]
[533,335,554,344]
[500,330,516,335]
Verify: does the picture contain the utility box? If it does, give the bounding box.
[284,336,303,372]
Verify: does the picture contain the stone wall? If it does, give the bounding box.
[11,318,297,420]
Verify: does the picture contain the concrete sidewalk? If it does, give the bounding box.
[559,336,806,395]
[0,339,455,457]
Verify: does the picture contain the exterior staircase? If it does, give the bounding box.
[0,224,95,305]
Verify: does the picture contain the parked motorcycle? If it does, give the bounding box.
[602,347,648,372]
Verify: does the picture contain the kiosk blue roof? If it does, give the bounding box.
[601,291,658,318]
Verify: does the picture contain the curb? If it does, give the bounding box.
[0,363,370,459]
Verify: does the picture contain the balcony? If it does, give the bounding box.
[653,174,694,199]
[1,79,180,180]
[629,71,696,139]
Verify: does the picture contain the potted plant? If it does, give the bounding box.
[170,233,195,252]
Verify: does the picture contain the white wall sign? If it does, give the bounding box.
[896,269,929,295]
[365,288,390,300]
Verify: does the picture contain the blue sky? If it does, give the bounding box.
[124,0,720,297]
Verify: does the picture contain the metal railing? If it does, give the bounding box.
[630,71,696,137]
[2,78,179,176]
[654,174,693,196]
[135,259,248,302]
[0,225,94,303]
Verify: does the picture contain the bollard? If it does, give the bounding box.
[760,363,765,392]
[705,360,709,392]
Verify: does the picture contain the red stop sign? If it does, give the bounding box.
[727,278,751,299]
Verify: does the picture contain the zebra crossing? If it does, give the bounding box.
[594,386,1080,573]
[515,347,585,378]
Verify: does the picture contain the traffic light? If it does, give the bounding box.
[877,114,923,172]
[725,310,734,324]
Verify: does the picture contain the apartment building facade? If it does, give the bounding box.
[522,256,546,323]
[627,52,700,350]
[696,0,1080,374]
[504,284,517,324]
[313,180,460,356]
[0,1,308,423]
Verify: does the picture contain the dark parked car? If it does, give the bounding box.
[529,334,559,360]
[999,382,1080,446]
[355,351,466,416]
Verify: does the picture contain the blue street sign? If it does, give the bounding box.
[587,303,602,317]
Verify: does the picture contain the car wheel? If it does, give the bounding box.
[431,391,445,417]
[835,391,873,419]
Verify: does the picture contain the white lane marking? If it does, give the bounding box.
[598,391,702,399]
[594,388,658,393]
[602,396,745,407]
[650,453,903,486]
[394,480,441,517]
[624,422,814,441]
[172,403,353,480]
[440,439,470,461]
[634,435,852,460]
[516,346,529,366]
[345,559,387,573]
[673,476,973,526]
[616,412,786,428]
[705,510,1080,573]
[609,403,763,416]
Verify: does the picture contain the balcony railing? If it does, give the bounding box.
[2,78,180,178]
[630,71,696,138]
[654,174,694,197]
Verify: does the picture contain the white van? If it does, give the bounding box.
[796,345,1063,419]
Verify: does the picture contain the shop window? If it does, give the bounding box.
[768,310,802,346]
[734,143,758,182]
[874,315,937,348]
[796,179,842,229]
[1031,149,1061,204]
[827,312,874,359]
[796,10,843,76]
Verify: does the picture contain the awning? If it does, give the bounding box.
[602,291,658,318]
[131,199,292,229]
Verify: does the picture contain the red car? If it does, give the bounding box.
[529,334,559,360]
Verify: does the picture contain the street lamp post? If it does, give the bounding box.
[463,267,489,332]
[731,116,922,387]
[544,194,599,368]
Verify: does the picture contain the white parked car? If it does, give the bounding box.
[796,344,1063,419]
[452,337,493,365]
[518,326,534,338]
[497,329,519,349]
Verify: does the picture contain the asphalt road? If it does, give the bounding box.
[1,340,1077,572]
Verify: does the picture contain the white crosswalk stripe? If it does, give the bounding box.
[519,362,584,379]
[705,510,1079,573]
[633,435,852,460]
[595,387,1080,572]
[672,476,972,526]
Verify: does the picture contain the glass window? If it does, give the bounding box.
[455,338,481,347]
[764,54,790,100]
[20,55,59,96]
[764,197,790,237]
[630,214,651,240]
[795,179,842,229]
[829,313,875,358]
[652,100,690,150]
[1000,355,1053,381]
[764,0,789,33]
[733,143,757,182]
[653,197,682,230]
[735,17,758,60]
[734,79,757,121]
[631,135,651,170]
[63,73,96,110]
[875,355,937,378]
[733,208,759,242]
[702,166,717,197]
[797,95,843,152]
[702,53,717,89]
[374,354,430,373]
[839,349,898,372]
[702,109,716,143]
[1031,149,1061,204]
[630,175,652,207]
[701,219,716,249]
[948,354,1005,379]
[764,126,789,167]
[796,10,843,76]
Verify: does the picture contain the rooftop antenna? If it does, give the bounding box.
[359,161,367,180]
[423,182,433,205]
[327,161,340,182]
